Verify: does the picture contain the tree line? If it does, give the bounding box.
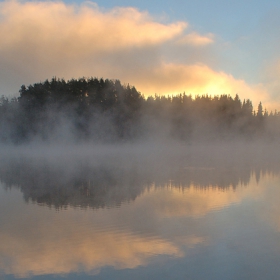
[0,77,279,144]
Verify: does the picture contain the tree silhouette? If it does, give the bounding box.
[0,77,279,143]
[257,102,263,118]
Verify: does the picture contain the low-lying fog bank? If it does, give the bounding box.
[0,140,279,209]
[1,78,280,145]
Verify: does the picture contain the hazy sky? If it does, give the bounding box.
[1,0,280,109]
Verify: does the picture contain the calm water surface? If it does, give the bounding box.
[1,145,280,279]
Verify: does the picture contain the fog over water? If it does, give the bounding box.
[0,139,279,210]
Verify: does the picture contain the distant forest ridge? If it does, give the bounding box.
[0,77,279,144]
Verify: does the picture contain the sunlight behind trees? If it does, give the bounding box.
[0,77,279,144]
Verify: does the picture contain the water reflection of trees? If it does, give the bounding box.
[1,145,280,209]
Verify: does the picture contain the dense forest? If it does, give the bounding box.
[0,77,280,144]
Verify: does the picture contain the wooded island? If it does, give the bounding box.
[0,77,279,143]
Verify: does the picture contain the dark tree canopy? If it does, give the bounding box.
[0,77,279,144]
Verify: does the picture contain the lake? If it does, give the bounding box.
[1,142,280,279]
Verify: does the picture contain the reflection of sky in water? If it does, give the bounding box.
[1,172,280,280]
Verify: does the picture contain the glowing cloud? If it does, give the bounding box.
[127,62,270,108]
[0,0,186,95]
[0,0,273,109]
[176,32,214,46]
[0,1,186,51]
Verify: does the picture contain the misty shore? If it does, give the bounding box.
[0,78,280,145]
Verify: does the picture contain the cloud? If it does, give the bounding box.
[0,0,273,109]
[0,0,185,94]
[176,32,214,46]
[126,62,270,108]
[0,1,186,51]
[261,59,280,104]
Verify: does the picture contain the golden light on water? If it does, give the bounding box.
[1,171,276,277]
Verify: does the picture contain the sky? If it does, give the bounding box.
[1,0,280,109]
